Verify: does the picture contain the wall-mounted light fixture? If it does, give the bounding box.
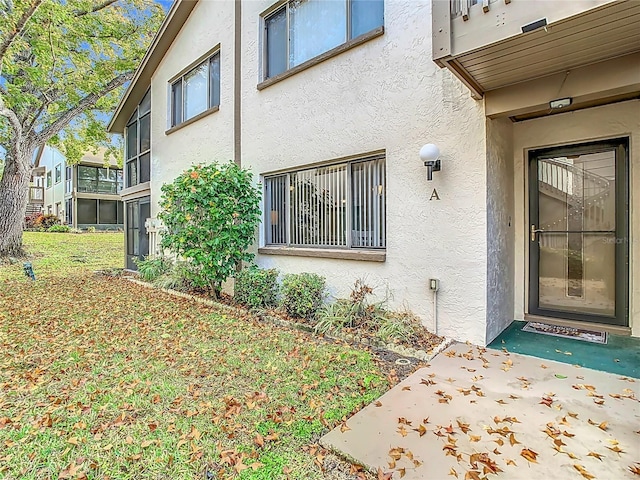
[549,97,572,109]
[420,143,441,181]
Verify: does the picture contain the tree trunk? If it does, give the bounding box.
[0,150,33,258]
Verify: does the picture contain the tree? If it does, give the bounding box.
[0,0,164,257]
[158,162,262,299]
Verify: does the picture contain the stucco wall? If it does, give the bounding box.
[513,100,639,336]
[40,146,66,216]
[486,117,514,343]
[149,0,236,218]
[240,0,489,344]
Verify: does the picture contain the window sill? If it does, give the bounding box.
[257,26,385,91]
[258,246,385,262]
[165,105,219,135]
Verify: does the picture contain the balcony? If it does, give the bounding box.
[432,0,640,99]
[28,186,44,205]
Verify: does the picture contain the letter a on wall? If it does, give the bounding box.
[430,189,440,201]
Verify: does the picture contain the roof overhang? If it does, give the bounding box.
[107,0,199,134]
[433,0,640,99]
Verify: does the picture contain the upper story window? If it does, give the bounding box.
[65,166,72,194]
[77,165,123,194]
[264,0,384,79]
[54,164,62,184]
[170,51,220,128]
[264,154,385,249]
[46,171,52,188]
[125,89,151,188]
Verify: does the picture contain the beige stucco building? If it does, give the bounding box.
[108,0,640,346]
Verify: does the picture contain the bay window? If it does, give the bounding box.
[264,0,384,79]
[264,155,385,249]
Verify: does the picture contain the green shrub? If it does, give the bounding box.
[234,267,279,310]
[135,256,172,282]
[47,224,71,233]
[158,162,261,298]
[280,273,325,319]
[86,226,96,233]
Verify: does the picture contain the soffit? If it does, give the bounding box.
[456,0,640,93]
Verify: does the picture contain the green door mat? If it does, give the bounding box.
[489,321,640,379]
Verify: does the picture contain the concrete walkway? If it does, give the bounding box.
[321,343,640,479]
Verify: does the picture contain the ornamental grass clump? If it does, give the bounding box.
[158,162,261,298]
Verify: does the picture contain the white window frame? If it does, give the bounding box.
[169,50,221,128]
[263,154,386,250]
[262,0,384,80]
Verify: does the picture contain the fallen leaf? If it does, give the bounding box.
[520,448,538,463]
[573,464,595,479]
[587,452,604,461]
[377,467,393,480]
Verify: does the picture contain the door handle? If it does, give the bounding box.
[530,224,544,242]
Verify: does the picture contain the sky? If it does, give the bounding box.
[157,0,173,12]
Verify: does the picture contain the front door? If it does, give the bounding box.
[529,139,628,326]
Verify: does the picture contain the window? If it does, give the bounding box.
[125,89,151,187]
[46,171,52,188]
[77,166,123,194]
[264,0,384,79]
[55,164,62,183]
[264,154,385,248]
[170,51,220,127]
[65,166,73,194]
[77,198,123,225]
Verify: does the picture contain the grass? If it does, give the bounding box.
[1,232,124,281]
[0,233,388,479]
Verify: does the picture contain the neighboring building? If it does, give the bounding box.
[108,0,640,346]
[30,146,124,230]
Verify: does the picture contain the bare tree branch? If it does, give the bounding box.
[74,0,119,17]
[35,71,133,145]
[0,0,42,63]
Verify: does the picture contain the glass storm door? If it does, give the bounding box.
[125,197,150,270]
[529,139,628,326]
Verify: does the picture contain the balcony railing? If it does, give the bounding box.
[28,186,44,204]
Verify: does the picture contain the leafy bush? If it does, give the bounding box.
[34,214,60,229]
[158,162,261,298]
[24,213,43,229]
[280,273,326,319]
[234,267,279,310]
[135,256,172,282]
[86,226,96,233]
[47,224,71,233]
